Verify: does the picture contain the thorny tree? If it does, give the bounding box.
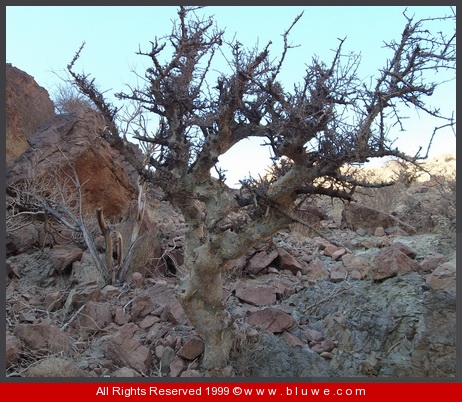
[67,7,455,373]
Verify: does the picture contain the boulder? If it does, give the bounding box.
[371,245,420,281]
[420,253,446,273]
[341,203,416,234]
[161,298,189,325]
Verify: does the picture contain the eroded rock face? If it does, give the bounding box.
[6,63,55,166]
[6,65,141,221]
[7,110,138,219]
[288,273,456,377]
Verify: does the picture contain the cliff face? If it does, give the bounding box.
[5,63,56,166]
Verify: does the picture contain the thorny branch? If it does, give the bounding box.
[66,6,455,266]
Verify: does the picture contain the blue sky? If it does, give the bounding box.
[6,6,456,186]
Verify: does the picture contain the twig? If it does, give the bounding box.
[61,303,86,331]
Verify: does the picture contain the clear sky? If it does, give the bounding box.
[6,6,456,187]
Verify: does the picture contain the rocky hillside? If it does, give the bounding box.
[5,64,456,378]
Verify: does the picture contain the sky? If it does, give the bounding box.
[6,6,456,187]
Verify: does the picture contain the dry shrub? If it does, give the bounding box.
[228,328,261,376]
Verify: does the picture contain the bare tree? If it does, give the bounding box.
[67,6,455,373]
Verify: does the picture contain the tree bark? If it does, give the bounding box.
[177,266,233,370]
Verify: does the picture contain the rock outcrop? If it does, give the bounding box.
[6,110,137,219]
[6,63,55,166]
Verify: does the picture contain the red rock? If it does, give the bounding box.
[14,322,71,353]
[330,264,347,283]
[313,237,332,250]
[372,246,420,280]
[114,306,131,326]
[420,253,446,273]
[6,334,21,368]
[50,245,83,273]
[43,290,65,312]
[276,248,304,275]
[6,224,39,256]
[6,63,55,166]
[305,258,329,280]
[161,298,189,325]
[341,254,371,280]
[310,339,336,354]
[169,356,186,377]
[268,277,296,300]
[102,323,152,373]
[323,244,340,257]
[389,241,417,259]
[235,286,276,306]
[177,337,205,360]
[341,203,415,234]
[280,331,304,347]
[303,328,325,343]
[130,294,156,321]
[246,307,297,333]
[65,285,104,310]
[7,109,137,220]
[139,315,160,329]
[425,262,456,292]
[246,250,278,274]
[295,204,327,226]
[331,248,348,261]
[77,301,113,336]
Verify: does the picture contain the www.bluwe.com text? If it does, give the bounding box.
[96,386,366,397]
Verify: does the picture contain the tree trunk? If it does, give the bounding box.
[177,266,234,371]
